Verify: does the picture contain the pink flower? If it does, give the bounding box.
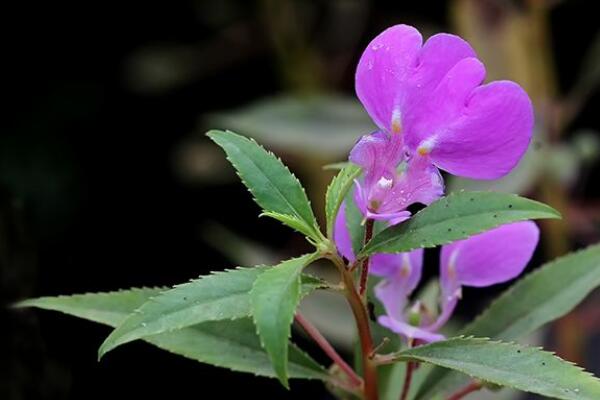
[375,222,540,342]
[350,24,534,222]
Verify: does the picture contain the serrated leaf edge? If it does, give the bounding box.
[17,290,328,381]
[98,264,327,359]
[250,253,320,388]
[396,336,600,399]
[207,130,322,241]
[325,164,361,239]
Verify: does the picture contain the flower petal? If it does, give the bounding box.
[371,249,424,280]
[373,249,423,321]
[413,33,478,91]
[355,25,422,132]
[402,33,478,126]
[378,315,445,343]
[426,80,534,179]
[333,201,356,262]
[405,57,486,148]
[440,221,540,292]
[352,179,412,223]
[349,131,404,188]
[383,155,445,213]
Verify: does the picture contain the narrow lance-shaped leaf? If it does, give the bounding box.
[15,290,327,380]
[98,266,325,359]
[360,191,560,257]
[207,130,322,241]
[251,253,319,387]
[322,161,352,171]
[386,337,600,400]
[325,164,361,238]
[415,243,600,399]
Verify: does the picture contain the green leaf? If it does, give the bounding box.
[416,243,600,399]
[250,253,319,387]
[207,129,321,241]
[360,191,560,257]
[388,337,600,400]
[260,211,316,239]
[325,164,361,238]
[97,266,325,359]
[16,290,328,380]
[323,161,352,171]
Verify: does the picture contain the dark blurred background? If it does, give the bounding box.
[3,0,599,399]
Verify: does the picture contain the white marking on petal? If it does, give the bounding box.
[448,249,459,279]
[377,176,393,190]
[391,108,402,134]
[417,136,437,156]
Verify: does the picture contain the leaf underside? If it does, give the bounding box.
[207,129,321,240]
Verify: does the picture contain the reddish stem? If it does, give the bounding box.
[399,361,415,400]
[329,254,378,399]
[295,312,362,388]
[399,339,416,400]
[359,219,375,297]
[446,381,482,400]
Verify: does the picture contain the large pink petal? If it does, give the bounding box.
[402,34,478,127]
[440,221,540,292]
[355,25,422,132]
[405,57,486,147]
[356,27,478,135]
[426,81,534,179]
[413,33,477,90]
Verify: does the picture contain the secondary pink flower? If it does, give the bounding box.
[373,222,539,342]
[355,24,534,180]
[430,221,541,332]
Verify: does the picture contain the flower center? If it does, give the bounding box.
[368,176,394,211]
